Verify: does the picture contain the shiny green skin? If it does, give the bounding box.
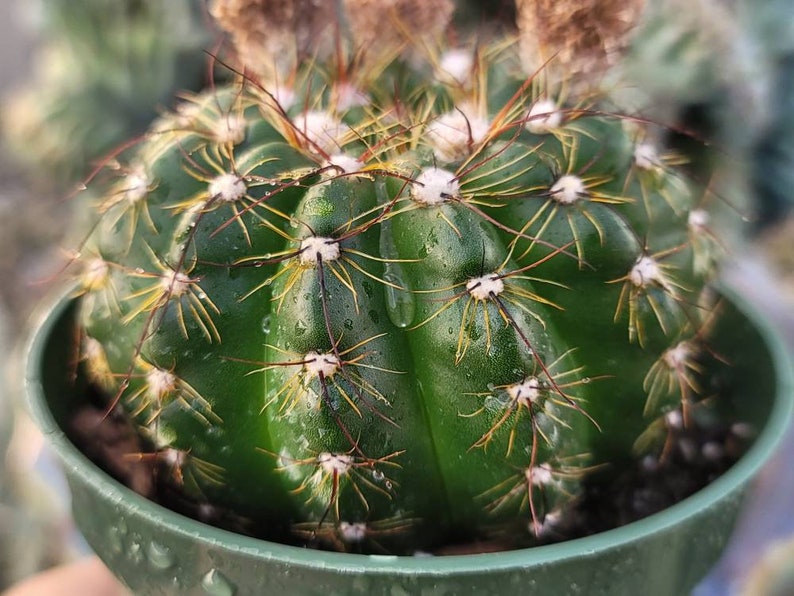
[79,50,716,553]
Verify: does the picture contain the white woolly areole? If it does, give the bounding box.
[269,86,296,112]
[339,522,367,543]
[526,463,554,486]
[665,409,684,429]
[146,368,178,399]
[83,336,104,361]
[318,452,353,475]
[629,256,663,288]
[634,142,661,170]
[536,510,563,537]
[325,154,364,175]
[550,175,586,205]
[303,351,340,378]
[215,114,247,145]
[688,209,710,232]
[162,448,186,468]
[437,49,474,84]
[466,273,505,301]
[664,342,693,369]
[506,377,542,405]
[299,236,341,264]
[334,83,369,112]
[410,167,459,206]
[160,271,193,296]
[526,99,563,134]
[208,173,246,202]
[124,169,150,203]
[82,258,109,290]
[426,109,490,163]
[299,111,348,155]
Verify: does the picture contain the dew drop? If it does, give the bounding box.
[261,315,272,335]
[107,526,124,554]
[372,469,385,482]
[384,279,416,328]
[146,542,175,570]
[379,211,415,328]
[128,541,143,564]
[200,569,236,596]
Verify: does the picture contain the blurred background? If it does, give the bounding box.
[0,0,793,593]
[0,0,214,589]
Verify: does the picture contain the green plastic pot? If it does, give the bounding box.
[24,288,794,596]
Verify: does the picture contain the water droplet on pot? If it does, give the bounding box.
[128,540,143,564]
[107,526,124,554]
[201,569,236,596]
[147,542,175,570]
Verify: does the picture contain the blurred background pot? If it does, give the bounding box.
[24,287,794,596]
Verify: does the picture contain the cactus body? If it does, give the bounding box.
[75,36,728,553]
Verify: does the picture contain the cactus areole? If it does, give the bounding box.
[74,39,735,554]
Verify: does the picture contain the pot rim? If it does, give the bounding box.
[24,285,794,576]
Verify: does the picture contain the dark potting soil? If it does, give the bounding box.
[66,381,753,556]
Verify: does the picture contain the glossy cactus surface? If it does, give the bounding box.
[74,38,729,553]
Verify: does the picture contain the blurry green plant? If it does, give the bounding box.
[2,0,213,184]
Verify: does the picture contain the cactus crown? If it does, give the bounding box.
[71,2,737,554]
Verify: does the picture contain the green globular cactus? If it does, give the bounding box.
[71,30,734,554]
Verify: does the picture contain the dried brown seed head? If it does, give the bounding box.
[516,0,645,91]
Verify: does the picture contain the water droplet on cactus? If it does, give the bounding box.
[200,569,236,596]
[383,267,416,328]
[261,315,272,335]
